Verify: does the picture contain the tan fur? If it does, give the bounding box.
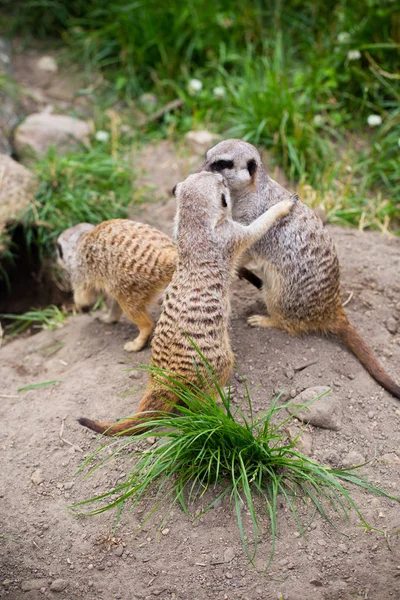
[202,139,400,400]
[56,219,178,352]
[79,172,295,435]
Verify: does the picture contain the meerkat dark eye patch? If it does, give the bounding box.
[57,243,63,259]
[210,159,234,172]
[247,159,257,176]
[172,184,177,197]
[221,193,227,208]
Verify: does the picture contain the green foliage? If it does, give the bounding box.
[3,1,400,231]
[0,305,68,337]
[17,141,134,261]
[72,353,399,565]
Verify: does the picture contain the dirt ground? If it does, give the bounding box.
[1,220,400,600]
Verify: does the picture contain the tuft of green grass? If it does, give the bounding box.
[17,140,134,262]
[0,305,68,338]
[71,353,399,566]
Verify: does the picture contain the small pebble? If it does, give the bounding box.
[386,317,398,335]
[161,528,170,536]
[50,579,67,592]
[31,469,44,485]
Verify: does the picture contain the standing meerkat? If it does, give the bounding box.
[201,139,400,400]
[56,219,178,352]
[78,172,295,435]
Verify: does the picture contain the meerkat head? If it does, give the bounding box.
[201,139,262,192]
[56,223,95,274]
[172,172,232,239]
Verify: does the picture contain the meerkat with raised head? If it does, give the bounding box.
[78,172,295,435]
[201,139,400,400]
[56,219,178,352]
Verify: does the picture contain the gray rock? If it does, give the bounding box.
[31,469,44,485]
[0,37,19,155]
[286,386,342,431]
[0,154,37,254]
[37,56,58,73]
[386,317,398,334]
[21,580,47,591]
[342,450,365,468]
[223,547,236,563]
[13,113,92,161]
[50,579,67,592]
[185,130,219,155]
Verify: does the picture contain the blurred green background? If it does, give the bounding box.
[2,0,400,234]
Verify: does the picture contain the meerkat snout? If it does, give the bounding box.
[202,139,261,190]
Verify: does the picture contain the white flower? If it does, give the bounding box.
[188,78,203,95]
[95,130,110,142]
[338,32,351,43]
[213,86,225,99]
[367,114,382,127]
[347,49,361,61]
[313,115,324,126]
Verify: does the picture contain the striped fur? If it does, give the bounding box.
[57,219,177,352]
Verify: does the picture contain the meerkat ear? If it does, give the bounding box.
[57,243,63,260]
[247,159,257,177]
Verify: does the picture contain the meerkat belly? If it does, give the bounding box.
[250,205,341,323]
[151,276,233,381]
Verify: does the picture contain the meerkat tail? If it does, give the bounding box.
[78,415,153,436]
[333,319,400,400]
[238,267,263,290]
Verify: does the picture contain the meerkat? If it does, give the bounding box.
[56,219,178,352]
[201,139,400,400]
[78,172,295,435]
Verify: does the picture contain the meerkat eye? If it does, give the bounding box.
[247,159,257,176]
[221,193,227,208]
[57,243,63,259]
[210,159,234,172]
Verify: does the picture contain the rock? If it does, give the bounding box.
[31,469,44,485]
[13,113,92,161]
[223,547,236,563]
[21,579,47,592]
[284,366,295,380]
[63,481,74,490]
[37,56,58,73]
[286,387,342,431]
[0,37,19,155]
[342,450,365,468]
[0,154,38,252]
[50,579,67,592]
[129,370,143,380]
[386,317,398,334]
[310,579,323,587]
[161,528,169,536]
[114,545,124,557]
[185,130,219,155]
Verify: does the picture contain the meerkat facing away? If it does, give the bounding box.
[201,139,400,400]
[78,172,295,435]
[56,219,178,352]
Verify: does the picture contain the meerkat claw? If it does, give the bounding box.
[248,315,276,328]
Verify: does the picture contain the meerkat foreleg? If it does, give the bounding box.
[99,298,123,324]
[119,302,155,352]
[232,198,294,250]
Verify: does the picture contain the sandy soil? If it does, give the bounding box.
[1,222,400,600]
